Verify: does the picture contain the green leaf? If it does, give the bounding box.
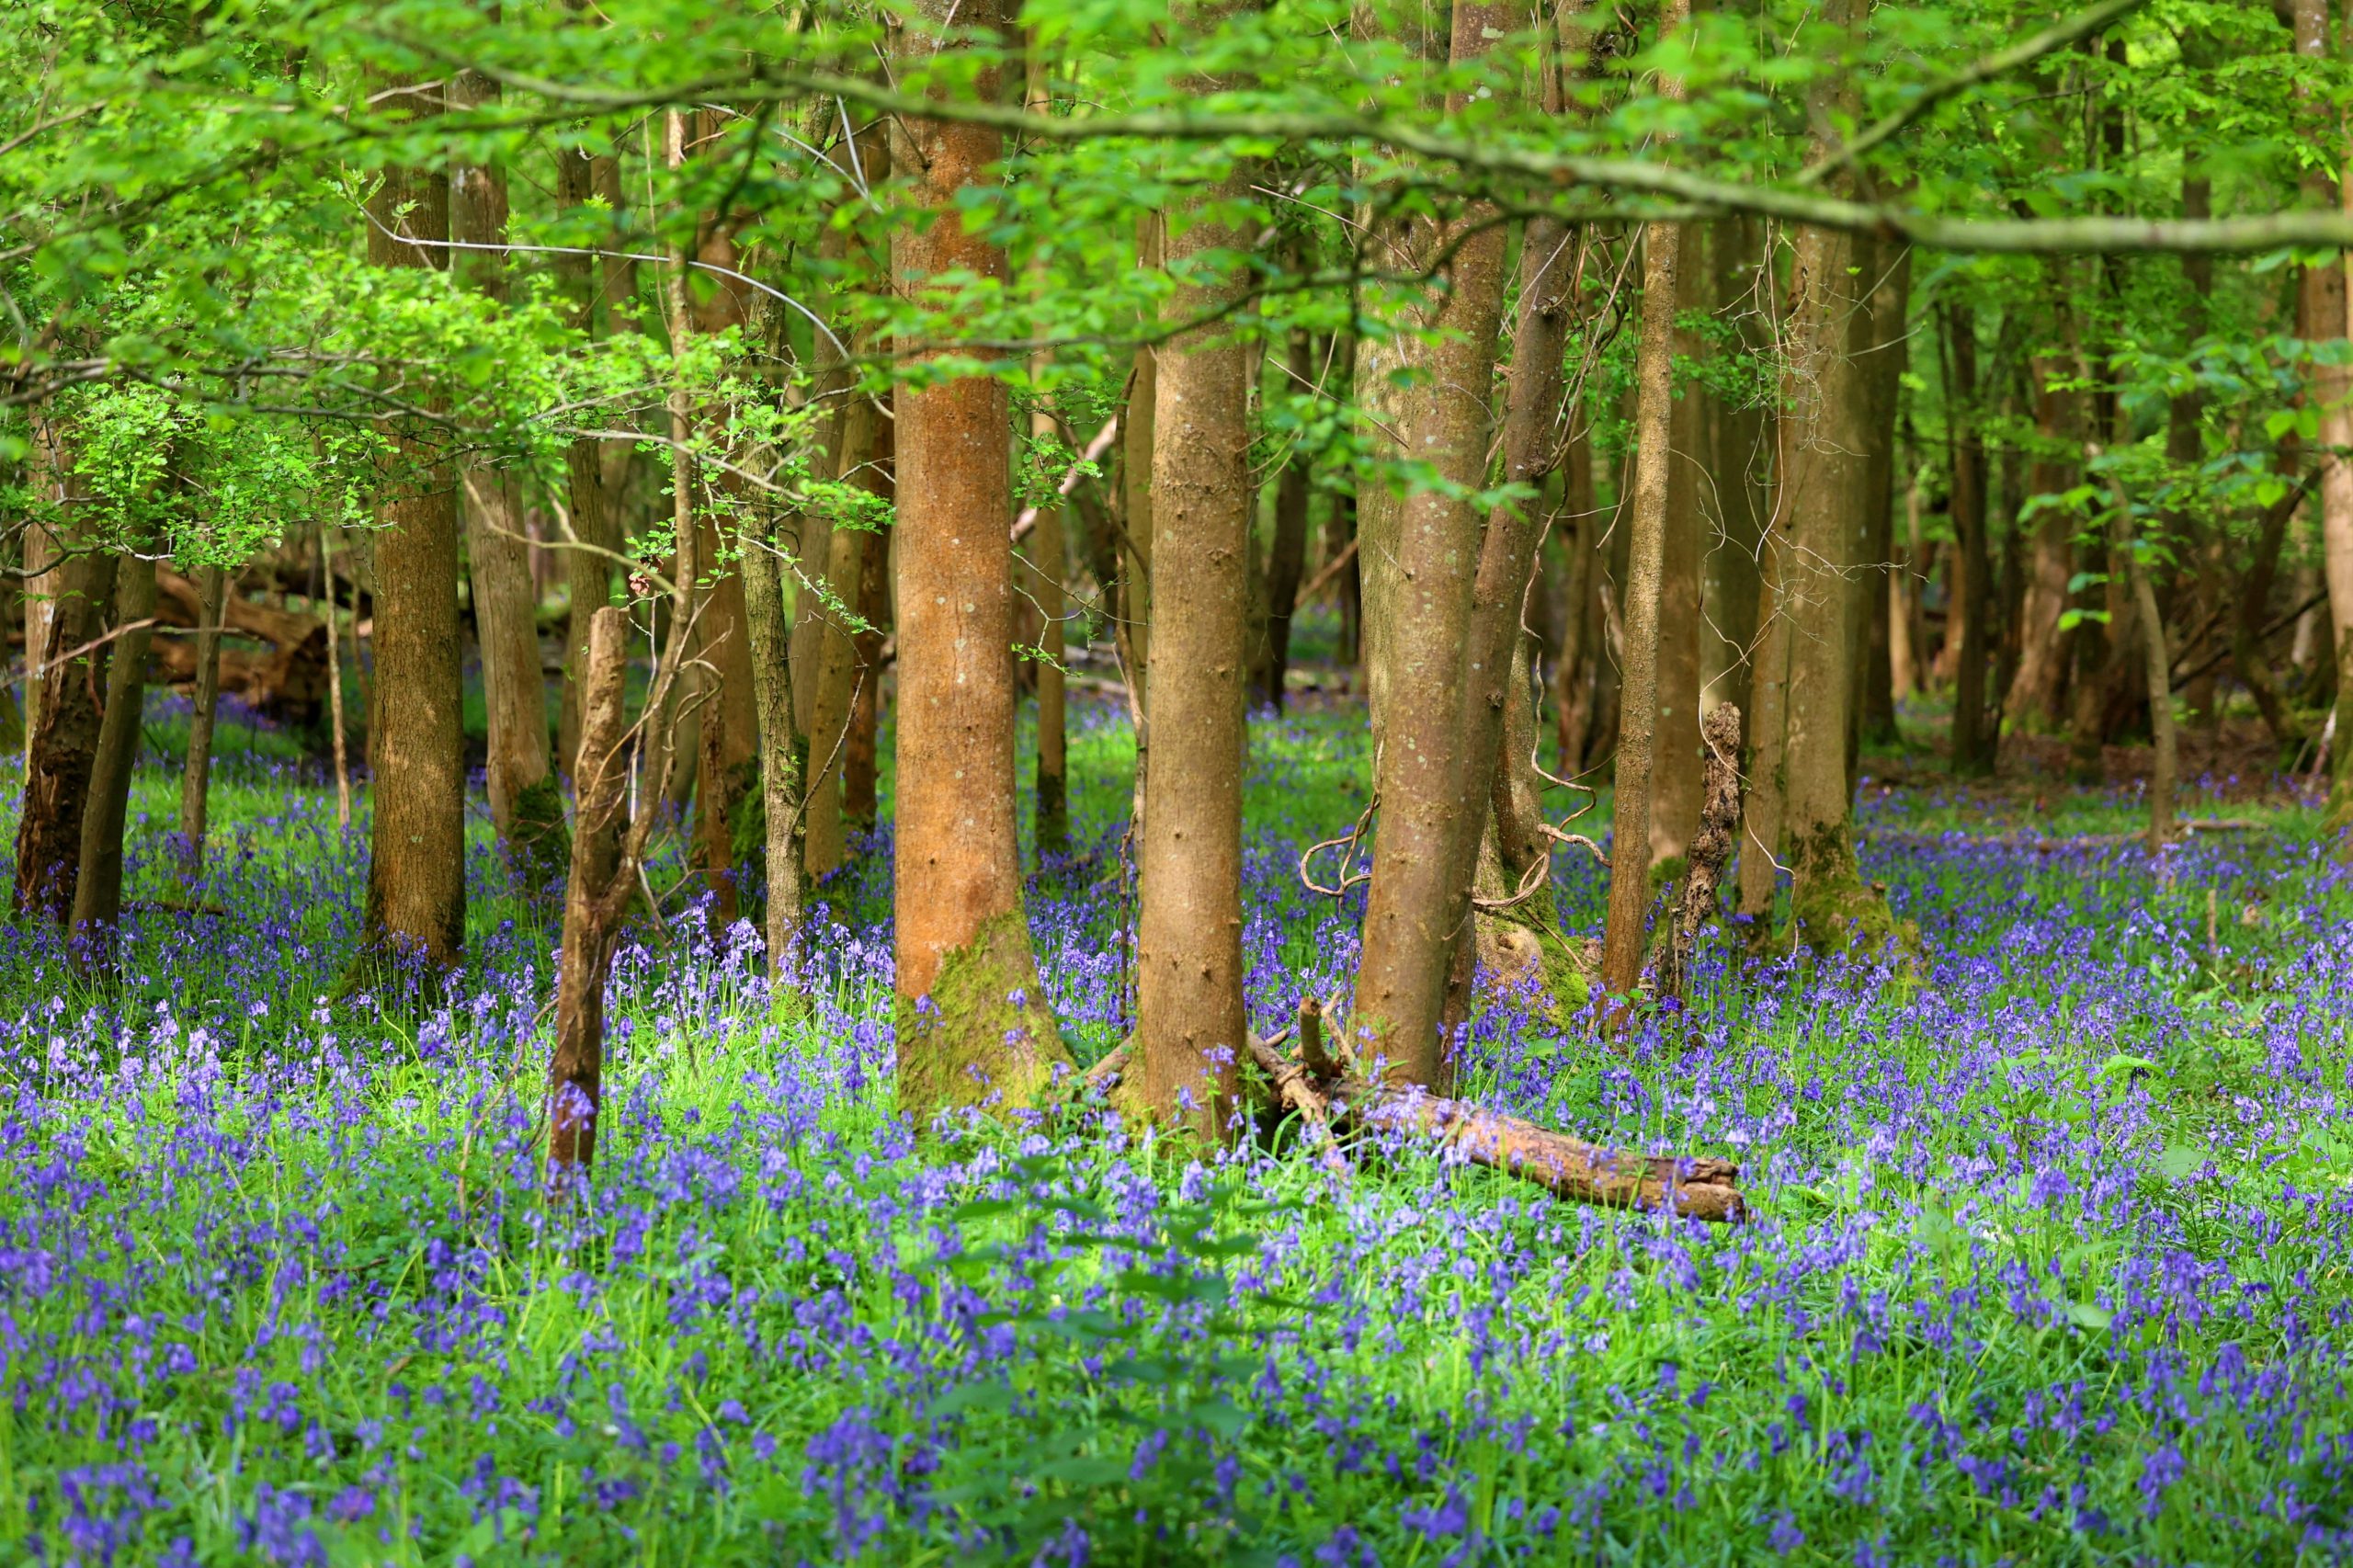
[2066,1301,2113,1332]
[2097,1053,2158,1081]
[2159,1143,2205,1181]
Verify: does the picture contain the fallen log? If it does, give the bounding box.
[150,568,330,721]
[1241,994,1744,1222]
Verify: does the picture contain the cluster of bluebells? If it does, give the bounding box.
[2,700,2351,1565]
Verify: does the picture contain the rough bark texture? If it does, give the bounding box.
[1650,221,1709,869]
[891,0,1071,1123]
[16,535,116,927]
[1600,217,1683,995]
[548,607,631,1176]
[1648,704,1742,1003]
[68,552,156,971]
[357,78,467,977]
[1349,1,1512,1090]
[176,562,228,869]
[1135,110,1252,1142]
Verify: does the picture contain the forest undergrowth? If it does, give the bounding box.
[4,690,2352,1567]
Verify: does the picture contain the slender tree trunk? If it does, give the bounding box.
[1700,216,1769,725]
[891,0,1072,1121]
[1351,1,1513,1087]
[1946,303,1995,775]
[740,509,808,984]
[2117,479,2177,846]
[1123,215,1161,708]
[555,136,615,783]
[548,606,631,1176]
[1600,217,1683,995]
[804,391,881,879]
[70,551,156,972]
[357,77,466,977]
[1135,75,1251,1141]
[2007,347,2080,730]
[16,543,116,927]
[1259,326,1315,712]
[842,412,894,835]
[177,562,229,869]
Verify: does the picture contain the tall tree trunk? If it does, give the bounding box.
[805,389,884,879]
[177,562,229,870]
[1700,215,1768,725]
[741,506,809,984]
[70,551,156,972]
[2305,0,2353,836]
[1600,216,1684,995]
[2116,478,2177,846]
[1258,326,1315,713]
[1648,221,1708,874]
[16,540,116,927]
[842,472,892,834]
[1766,10,1900,953]
[1135,75,1251,1141]
[2008,344,2081,731]
[1351,1,1513,1087]
[555,137,615,783]
[1019,43,1069,859]
[452,65,564,887]
[1946,302,1996,775]
[357,76,466,977]
[1855,242,1914,770]
[891,0,1072,1122]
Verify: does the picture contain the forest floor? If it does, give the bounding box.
[3,671,2350,1565]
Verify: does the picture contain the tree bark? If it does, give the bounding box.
[1600,215,1683,996]
[805,389,884,880]
[1945,302,1996,775]
[2303,0,2353,837]
[1650,219,1709,872]
[1135,69,1252,1141]
[2006,345,2081,730]
[357,75,467,977]
[843,471,892,833]
[70,551,156,973]
[891,0,1073,1123]
[2113,475,2177,847]
[1700,216,1768,725]
[452,64,564,888]
[1350,0,1513,1087]
[177,562,229,869]
[1258,326,1315,712]
[16,540,116,927]
[740,506,809,985]
[554,140,615,783]
[548,606,631,1176]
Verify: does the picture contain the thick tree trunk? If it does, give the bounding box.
[1600,216,1683,995]
[70,552,156,972]
[548,607,631,1176]
[177,563,229,869]
[16,544,117,926]
[453,62,563,888]
[1135,102,1252,1141]
[891,0,1072,1122]
[1351,1,1512,1087]
[357,80,466,977]
[2301,0,2353,837]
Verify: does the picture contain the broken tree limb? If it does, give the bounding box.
[1240,1026,1744,1222]
[1647,703,1742,1004]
